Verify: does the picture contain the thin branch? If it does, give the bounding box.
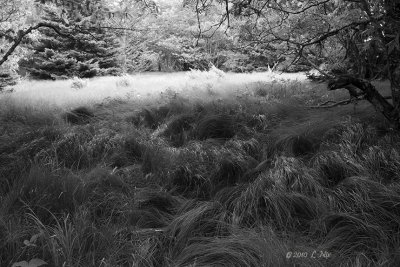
[195,0,202,46]
[308,95,393,109]
[303,18,382,48]
[272,0,332,15]
[308,97,364,109]
[225,0,230,28]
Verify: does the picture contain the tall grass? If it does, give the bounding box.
[1,71,307,109]
[172,227,290,267]
[1,70,399,266]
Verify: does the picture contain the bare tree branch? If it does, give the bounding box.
[271,0,332,15]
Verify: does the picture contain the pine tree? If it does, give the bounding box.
[20,4,121,79]
[0,68,19,91]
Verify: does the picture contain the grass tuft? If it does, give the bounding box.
[194,114,236,140]
[159,113,197,147]
[172,227,289,267]
[166,201,230,257]
[1,165,83,221]
[63,106,94,125]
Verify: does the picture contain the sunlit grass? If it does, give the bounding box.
[1,71,309,109]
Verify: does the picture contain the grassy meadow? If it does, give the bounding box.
[1,69,399,267]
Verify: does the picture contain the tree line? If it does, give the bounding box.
[1,0,400,127]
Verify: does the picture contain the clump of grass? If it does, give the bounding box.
[129,97,193,130]
[0,217,6,244]
[115,75,131,88]
[166,201,230,257]
[264,192,324,231]
[0,99,61,128]
[63,106,94,125]
[22,208,141,267]
[264,102,309,123]
[234,186,325,231]
[328,121,379,156]
[53,127,94,169]
[2,208,97,266]
[209,64,225,78]
[268,117,340,157]
[172,227,289,267]
[53,125,124,169]
[312,151,360,187]
[128,209,169,229]
[129,188,184,228]
[71,77,88,89]
[84,167,127,194]
[138,108,158,129]
[240,158,273,183]
[141,139,177,175]
[311,121,387,187]
[211,153,258,193]
[160,96,193,116]
[317,213,389,265]
[135,188,183,216]
[28,212,83,266]
[194,114,236,140]
[186,65,225,80]
[109,135,146,168]
[244,113,269,131]
[213,184,247,211]
[270,157,325,197]
[225,138,263,161]
[124,136,146,158]
[252,82,270,97]
[248,80,313,104]
[154,104,171,118]
[130,235,166,266]
[1,165,83,222]
[331,176,400,230]
[131,99,188,130]
[275,135,316,157]
[81,170,132,224]
[360,146,400,183]
[0,214,35,266]
[168,165,212,199]
[159,113,197,147]
[0,126,61,184]
[108,152,130,168]
[165,139,258,199]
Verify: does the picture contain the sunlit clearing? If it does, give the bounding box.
[1,71,308,110]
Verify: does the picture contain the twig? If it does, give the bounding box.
[309,97,364,109]
[318,100,338,106]
[308,96,392,109]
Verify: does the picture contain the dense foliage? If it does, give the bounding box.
[17,3,122,79]
[1,0,399,77]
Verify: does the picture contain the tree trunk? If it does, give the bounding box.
[328,76,400,127]
[385,0,400,125]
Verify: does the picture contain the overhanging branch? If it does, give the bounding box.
[0,22,75,67]
[327,76,399,124]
